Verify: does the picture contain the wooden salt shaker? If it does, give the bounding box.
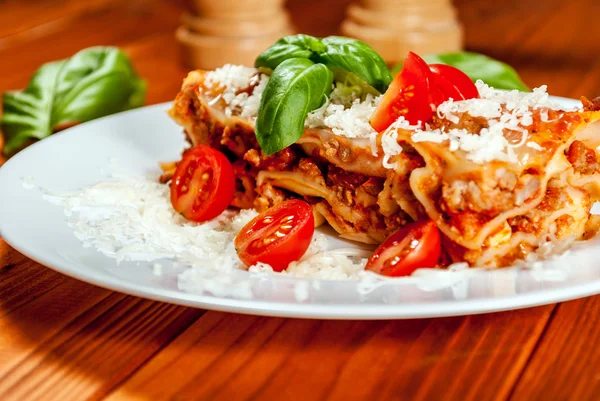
[177,0,294,69]
[341,0,463,64]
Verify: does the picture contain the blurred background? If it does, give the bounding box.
[0,0,599,104]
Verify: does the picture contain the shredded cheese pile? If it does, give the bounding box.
[250,239,369,280]
[205,64,268,118]
[305,84,382,140]
[45,174,257,267]
[410,81,565,163]
[43,173,369,286]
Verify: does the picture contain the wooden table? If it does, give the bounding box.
[2,1,600,400]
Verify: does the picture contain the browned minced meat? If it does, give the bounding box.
[326,164,372,189]
[326,164,385,206]
[447,211,491,240]
[297,158,326,183]
[582,96,600,112]
[537,185,563,212]
[362,177,384,197]
[566,140,600,175]
[430,113,489,133]
[555,215,577,238]
[507,215,537,234]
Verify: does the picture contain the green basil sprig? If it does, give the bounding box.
[1,47,146,154]
[256,34,391,93]
[390,51,529,91]
[254,34,390,155]
[255,58,333,155]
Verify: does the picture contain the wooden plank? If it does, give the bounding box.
[105,307,553,401]
[509,296,600,401]
[0,244,204,401]
[0,240,70,318]
[0,0,183,92]
[0,0,121,39]
[0,243,114,378]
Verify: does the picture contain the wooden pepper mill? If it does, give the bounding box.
[177,0,294,69]
[341,0,463,64]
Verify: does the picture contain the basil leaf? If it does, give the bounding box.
[255,58,333,155]
[1,47,146,155]
[1,61,64,154]
[317,36,392,93]
[390,51,529,91]
[52,47,146,127]
[255,34,326,70]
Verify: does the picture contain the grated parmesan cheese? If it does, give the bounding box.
[305,91,382,140]
[22,175,36,190]
[409,81,569,164]
[152,263,163,276]
[205,64,257,91]
[43,172,371,285]
[249,234,370,280]
[381,130,403,168]
[204,64,268,118]
[44,174,257,266]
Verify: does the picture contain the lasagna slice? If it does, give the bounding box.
[167,64,600,268]
[168,66,418,245]
[397,101,600,266]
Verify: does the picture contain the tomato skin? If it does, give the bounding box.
[170,145,235,223]
[429,73,464,108]
[365,220,441,277]
[235,199,315,272]
[370,52,433,131]
[429,64,479,103]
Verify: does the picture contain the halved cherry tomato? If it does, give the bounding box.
[370,51,433,131]
[365,220,441,277]
[370,54,480,132]
[235,199,314,272]
[170,145,235,222]
[429,63,479,106]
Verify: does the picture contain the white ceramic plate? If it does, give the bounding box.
[3,100,600,319]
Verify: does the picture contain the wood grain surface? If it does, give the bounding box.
[1,0,600,400]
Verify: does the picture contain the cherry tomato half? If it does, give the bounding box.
[370,53,481,132]
[429,63,479,107]
[370,51,433,131]
[170,145,235,222]
[235,199,314,272]
[365,220,441,277]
